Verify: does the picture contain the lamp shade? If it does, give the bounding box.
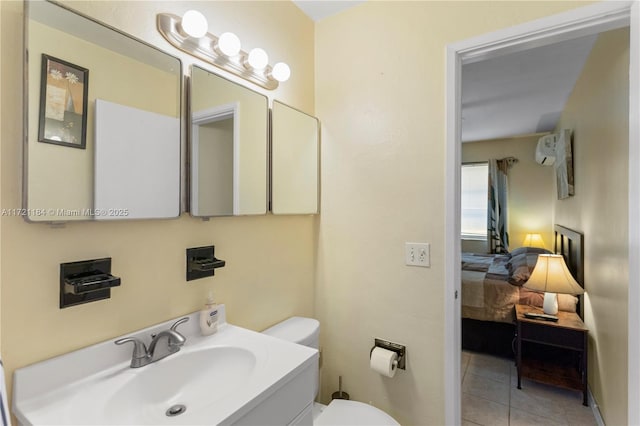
[523,254,584,295]
[523,233,545,249]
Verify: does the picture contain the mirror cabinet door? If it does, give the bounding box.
[271,101,320,215]
[25,1,182,222]
[189,66,268,217]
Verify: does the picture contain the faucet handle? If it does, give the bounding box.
[170,317,190,332]
[115,337,148,360]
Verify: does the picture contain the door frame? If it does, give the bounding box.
[444,1,639,424]
[191,103,240,216]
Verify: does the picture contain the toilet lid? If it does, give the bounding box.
[315,400,400,426]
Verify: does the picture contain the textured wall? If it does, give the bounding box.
[554,27,630,425]
[315,2,591,424]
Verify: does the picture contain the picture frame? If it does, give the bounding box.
[38,54,89,149]
[555,129,575,199]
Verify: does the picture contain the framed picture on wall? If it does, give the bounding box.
[38,54,89,149]
[555,129,574,199]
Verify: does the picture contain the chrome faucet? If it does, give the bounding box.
[115,317,189,368]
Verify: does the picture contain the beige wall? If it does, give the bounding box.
[553,28,629,425]
[461,135,555,253]
[315,2,591,424]
[0,0,315,409]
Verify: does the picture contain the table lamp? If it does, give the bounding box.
[523,254,584,317]
[522,233,545,249]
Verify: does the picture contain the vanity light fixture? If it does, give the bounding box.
[157,11,290,90]
[271,62,291,82]
[247,48,269,70]
[181,10,208,38]
[216,32,242,57]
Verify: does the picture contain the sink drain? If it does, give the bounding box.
[166,404,187,417]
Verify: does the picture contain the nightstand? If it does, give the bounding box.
[515,304,588,406]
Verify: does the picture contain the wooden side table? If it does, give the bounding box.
[515,304,589,406]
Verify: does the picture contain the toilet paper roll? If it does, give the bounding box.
[370,347,398,378]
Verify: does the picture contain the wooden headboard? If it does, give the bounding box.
[554,225,584,317]
[554,224,584,288]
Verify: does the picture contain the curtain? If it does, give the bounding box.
[487,158,515,254]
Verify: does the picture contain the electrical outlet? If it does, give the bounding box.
[405,242,430,267]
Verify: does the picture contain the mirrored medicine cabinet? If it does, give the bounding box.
[188,68,320,217]
[271,101,320,215]
[25,1,319,223]
[189,66,269,217]
[24,0,182,222]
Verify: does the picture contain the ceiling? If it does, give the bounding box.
[292,0,365,22]
[461,34,597,142]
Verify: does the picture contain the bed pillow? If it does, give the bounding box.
[518,287,544,305]
[507,252,542,285]
[509,247,552,257]
[506,247,553,285]
[519,287,578,313]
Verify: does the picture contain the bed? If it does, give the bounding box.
[461,224,584,356]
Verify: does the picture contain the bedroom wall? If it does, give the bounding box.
[0,0,316,412]
[461,135,555,253]
[315,2,592,424]
[553,27,629,425]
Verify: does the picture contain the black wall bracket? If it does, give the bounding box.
[60,258,121,309]
[186,245,226,281]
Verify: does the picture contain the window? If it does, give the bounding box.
[461,163,488,240]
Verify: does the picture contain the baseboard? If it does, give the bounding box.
[588,387,605,426]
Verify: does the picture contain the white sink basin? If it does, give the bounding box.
[13,306,318,425]
[104,347,256,424]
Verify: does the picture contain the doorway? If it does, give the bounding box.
[444,2,639,424]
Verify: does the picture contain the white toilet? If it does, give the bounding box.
[263,317,400,426]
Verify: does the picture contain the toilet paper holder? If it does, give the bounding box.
[370,338,406,370]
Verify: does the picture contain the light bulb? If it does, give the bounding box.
[181,10,208,38]
[247,48,269,70]
[217,32,241,57]
[271,62,291,82]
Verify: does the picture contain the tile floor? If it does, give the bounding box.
[461,350,598,426]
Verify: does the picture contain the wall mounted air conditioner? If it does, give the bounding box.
[535,133,558,166]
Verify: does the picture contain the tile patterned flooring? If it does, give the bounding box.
[461,351,598,426]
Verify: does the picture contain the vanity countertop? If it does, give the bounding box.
[13,306,318,425]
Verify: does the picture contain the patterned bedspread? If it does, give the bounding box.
[461,252,519,323]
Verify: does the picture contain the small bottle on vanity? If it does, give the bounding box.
[199,291,219,336]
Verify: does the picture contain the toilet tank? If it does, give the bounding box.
[263,317,321,400]
[262,317,320,349]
